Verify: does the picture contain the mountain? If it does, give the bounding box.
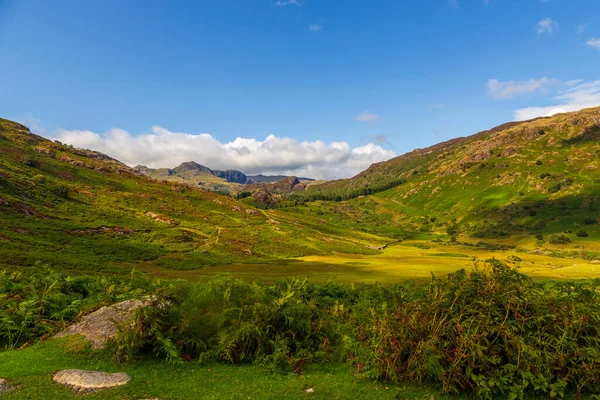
[0,117,387,272]
[135,163,314,189]
[246,174,315,184]
[305,106,600,240]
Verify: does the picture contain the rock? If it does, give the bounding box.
[145,211,177,225]
[305,387,315,393]
[53,370,130,393]
[56,298,150,349]
[0,379,16,394]
[591,260,600,264]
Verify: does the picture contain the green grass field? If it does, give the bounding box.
[0,337,454,400]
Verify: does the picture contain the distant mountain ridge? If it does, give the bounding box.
[135,162,314,185]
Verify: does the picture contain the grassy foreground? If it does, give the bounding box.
[0,338,451,400]
[2,262,600,399]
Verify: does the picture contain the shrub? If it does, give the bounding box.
[584,217,597,225]
[53,185,69,198]
[535,233,544,241]
[549,234,571,244]
[548,183,562,194]
[536,160,543,165]
[346,260,600,399]
[576,230,589,237]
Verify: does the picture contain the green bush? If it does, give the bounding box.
[548,183,562,194]
[0,264,153,350]
[549,234,571,244]
[576,230,589,237]
[53,184,69,198]
[584,217,597,225]
[345,260,600,399]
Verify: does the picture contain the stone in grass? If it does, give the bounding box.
[55,298,150,350]
[53,369,131,394]
[0,378,16,394]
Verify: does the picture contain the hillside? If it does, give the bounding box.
[0,117,388,273]
[302,107,600,241]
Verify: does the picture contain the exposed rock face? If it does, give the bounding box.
[214,169,248,184]
[56,298,149,349]
[53,370,130,393]
[252,189,278,205]
[0,379,16,394]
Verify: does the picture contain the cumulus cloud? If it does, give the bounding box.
[587,37,600,49]
[513,80,600,120]
[486,77,560,99]
[536,18,558,36]
[50,127,396,180]
[356,111,380,122]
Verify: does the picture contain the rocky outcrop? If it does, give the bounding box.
[213,169,248,184]
[53,370,131,394]
[56,298,150,349]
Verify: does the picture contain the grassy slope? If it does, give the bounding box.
[0,118,388,274]
[306,107,600,243]
[0,337,454,400]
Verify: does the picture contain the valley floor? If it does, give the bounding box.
[137,240,600,284]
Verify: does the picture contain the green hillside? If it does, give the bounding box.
[0,118,387,274]
[304,107,600,244]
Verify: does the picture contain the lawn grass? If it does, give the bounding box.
[0,337,455,400]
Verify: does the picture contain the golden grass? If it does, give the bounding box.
[137,240,600,284]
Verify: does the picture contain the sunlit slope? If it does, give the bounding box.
[0,118,387,272]
[310,107,600,240]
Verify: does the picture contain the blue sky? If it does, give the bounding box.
[1,0,599,178]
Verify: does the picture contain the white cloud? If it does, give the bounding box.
[308,24,322,32]
[513,80,600,120]
[275,0,301,6]
[356,111,380,122]
[486,77,560,99]
[449,0,458,8]
[50,127,395,180]
[575,24,588,34]
[536,18,558,36]
[587,37,600,49]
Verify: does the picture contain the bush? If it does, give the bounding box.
[346,260,600,399]
[536,160,543,165]
[584,217,597,225]
[576,230,589,237]
[535,233,544,241]
[549,234,571,244]
[0,264,153,350]
[548,183,562,194]
[53,184,69,198]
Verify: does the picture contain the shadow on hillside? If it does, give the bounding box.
[471,193,598,238]
[561,125,600,146]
